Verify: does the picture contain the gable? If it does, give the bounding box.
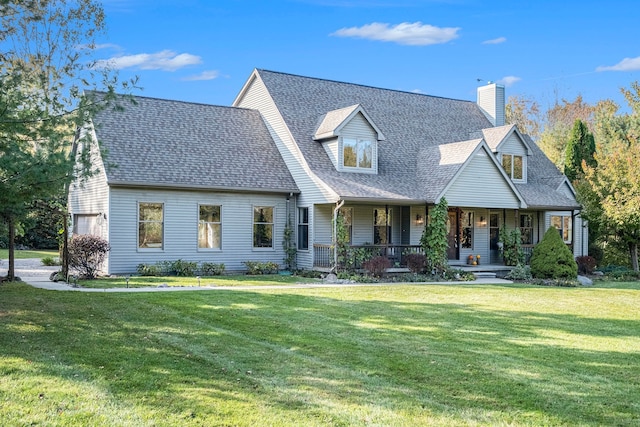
[443,147,524,209]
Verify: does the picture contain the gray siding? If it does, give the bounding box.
[445,151,521,208]
[339,113,378,173]
[107,187,291,274]
[234,73,338,208]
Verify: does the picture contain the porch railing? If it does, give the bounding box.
[315,243,538,269]
[313,244,423,269]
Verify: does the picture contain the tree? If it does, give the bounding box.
[0,1,135,281]
[530,227,578,279]
[578,82,640,271]
[564,119,596,182]
[505,95,541,140]
[537,95,596,169]
[421,198,448,275]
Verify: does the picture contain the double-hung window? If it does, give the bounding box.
[253,206,274,249]
[199,205,221,249]
[520,214,533,245]
[551,215,572,244]
[502,154,524,181]
[343,138,372,170]
[138,203,163,249]
[298,207,309,250]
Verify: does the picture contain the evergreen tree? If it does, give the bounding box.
[0,1,136,280]
[564,119,596,182]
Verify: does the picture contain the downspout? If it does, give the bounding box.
[332,199,345,273]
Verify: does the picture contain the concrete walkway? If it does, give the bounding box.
[6,258,513,293]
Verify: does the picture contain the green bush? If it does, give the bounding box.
[243,261,279,275]
[200,262,225,276]
[41,256,60,266]
[171,259,197,277]
[137,263,161,276]
[530,228,577,279]
[505,264,532,281]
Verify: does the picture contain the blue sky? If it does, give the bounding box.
[97,0,640,112]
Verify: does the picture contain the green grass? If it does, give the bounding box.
[0,248,58,260]
[77,274,322,288]
[1,281,639,426]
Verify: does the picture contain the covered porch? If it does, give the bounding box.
[309,203,545,270]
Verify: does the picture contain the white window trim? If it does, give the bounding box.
[341,137,376,173]
[138,202,164,251]
[550,213,573,244]
[297,207,310,251]
[198,204,222,251]
[501,153,526,183]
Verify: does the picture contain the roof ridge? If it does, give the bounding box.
[256,69,478,104]
[88,90,254,112]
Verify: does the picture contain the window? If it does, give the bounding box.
[502,154,524,181]
[551,215,572,244]
[253,206,274,248]
[462,211,474,249]
[343,138,372,170]
[199,205,221,249]
[339,207,353,243]
[520,214,533,245]
[298,207,309,250]
[139,203,163,249]
[373,208,391,244]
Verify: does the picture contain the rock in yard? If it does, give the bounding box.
[577,275,593,286]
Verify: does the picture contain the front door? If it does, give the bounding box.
[447,211,458,260]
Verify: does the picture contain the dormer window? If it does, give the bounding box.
[343,138,372,170]
[502,153,525,181]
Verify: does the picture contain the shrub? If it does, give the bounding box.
[171,259,197,277]
[67,234,111,279]
[576,255,597,275]
[530,228,577,279]
[200,262,225,276]
[137,263,161,276]
[404,253,426,273]
[243,261,279,275]
[505,264,532,281]
[41,256,60,266]
[362,256,391,277]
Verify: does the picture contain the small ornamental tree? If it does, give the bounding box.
[68,234,111,279]
[530,227,578,279]
[421,198,449,275]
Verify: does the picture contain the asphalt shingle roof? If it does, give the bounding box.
[89,92,299,193]
[256,69,579,208]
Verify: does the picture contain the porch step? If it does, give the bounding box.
[472,272,497,279]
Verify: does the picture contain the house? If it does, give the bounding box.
[69,69,587,274]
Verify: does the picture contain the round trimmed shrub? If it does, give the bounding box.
[530,227,577,279]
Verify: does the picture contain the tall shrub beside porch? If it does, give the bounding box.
[421,198,449,274]
[530,227,578,279]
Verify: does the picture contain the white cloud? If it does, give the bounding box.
[94,50,202,71]
[497,76,521,87]
[482,37,506,45]
[182,70,221,81]
[331,22,460,46]
[596,56,640,72]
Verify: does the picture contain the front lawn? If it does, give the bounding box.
[0,248,58,260]
[76,274,322,288]
[1,281,638,426]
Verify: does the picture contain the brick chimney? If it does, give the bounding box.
[477,83,505,127]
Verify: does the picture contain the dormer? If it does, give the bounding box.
[314,104,385,174]
[481,124,532,183]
